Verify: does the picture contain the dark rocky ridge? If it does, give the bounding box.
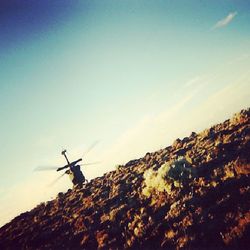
[0,109,249,249]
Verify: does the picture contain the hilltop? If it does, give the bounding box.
[0,109,249,249]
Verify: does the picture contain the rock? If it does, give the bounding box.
[0,108,249,249]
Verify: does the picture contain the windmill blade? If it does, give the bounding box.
[83,140,100,156]
[80,161,101,167]
[34,166,60,171]
[48,172,66,187]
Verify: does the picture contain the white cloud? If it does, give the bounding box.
[95,90,202,171]
[190,75,250,128]
[95,69,250,173]
[184,76,204,88]
[212,11,237,29]
[226,53,250,66]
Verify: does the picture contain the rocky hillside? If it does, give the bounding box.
[0,109,250,250]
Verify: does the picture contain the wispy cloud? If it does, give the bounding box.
[226,53,250,66]
[98,65,250,172]
[212,11,237,29]
[184,75,204,88]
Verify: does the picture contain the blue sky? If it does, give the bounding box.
[0,0,250,225]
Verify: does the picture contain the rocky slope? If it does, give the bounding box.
[0,109,250,250]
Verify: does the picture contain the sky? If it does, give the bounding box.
[0,0,250,226]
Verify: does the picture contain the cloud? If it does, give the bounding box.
[184,76,203,88]
[96,90,200,171]
[212,11,237,29]
[226,53,250,66]
[97,67,250,173]
[186,71,250,131]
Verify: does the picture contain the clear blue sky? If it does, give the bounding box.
[0,0,250,225]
